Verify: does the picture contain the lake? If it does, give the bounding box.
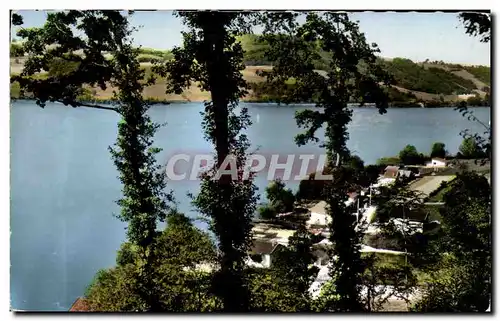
[10,101,490,311]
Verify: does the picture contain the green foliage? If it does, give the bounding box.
[412,255,490,312]
[238,33,331,70]
[86,211,219,312]
[162,12,259,312]
[296,167,331,201]
[455,104,491,162]
[458,137,485,159]
[270,224,319,311]
[398,145,424,165]
[13,10,175,310]
[464,65,490,85]
[430,142,446,158]
[413,172,491,312]
[85,266,147,311]
[386,86,417,104]
[10,42,24,57]
[138,47,173,59]
[382,58,476,95]
[265,179,295,213]
[358,164,383,188]
[247,269,304,312]
[459,13,491,43]
[47,58,80,77]
[10,81,21,98]
[466,94,488,107]
[261,12,395,311]
[11,12,23,26]
[116,242,139,267]
[258,204,277,220]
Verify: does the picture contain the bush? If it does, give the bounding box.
[258,205,277,220]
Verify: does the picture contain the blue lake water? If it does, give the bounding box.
[10,101,490,311]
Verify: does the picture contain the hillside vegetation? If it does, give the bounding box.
[10,36,490,106]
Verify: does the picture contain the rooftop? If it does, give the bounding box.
[69,297,90,312]
[250,239,281,255]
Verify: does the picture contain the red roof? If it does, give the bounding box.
[383,166,399,178]
[347,192,358,199]
[69,297,90,312]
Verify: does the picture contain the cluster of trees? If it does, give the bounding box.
[380,136,487,166]
[11,10,491,313]
[258,179,296,219]
[465,94,490,107]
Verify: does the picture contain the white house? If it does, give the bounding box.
[306,201,331,227]
[426,157,447,168]
[458,94,476,101]
[306,196,358,228]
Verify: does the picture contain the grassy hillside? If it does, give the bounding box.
[380,58,477,95]
[10,37,490,105]
[463,65,490,86]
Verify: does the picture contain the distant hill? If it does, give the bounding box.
[10,37,491,106]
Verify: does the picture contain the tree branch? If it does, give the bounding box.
[56,99,118,112]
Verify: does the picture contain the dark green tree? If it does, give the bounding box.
[399,145,423,165]
[270,224,319,311]
[10,42,24,57]
[12,11,173,311]
[261,12,392,312]
[158,11,258,312]
[430,142,446,159]
[265,179,295,213]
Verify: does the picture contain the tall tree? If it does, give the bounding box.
[12,11,173,311]
[430,142,446,159]
[261,12,392,311]
[157,12,258,312]
[399,145,423,165]
[271,224,319,311]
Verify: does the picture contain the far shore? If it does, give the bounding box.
[10,97,490,109]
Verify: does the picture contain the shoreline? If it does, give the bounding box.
[10,98,490,109]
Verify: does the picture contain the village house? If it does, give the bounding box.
[372,165,400,186]
[426,157,448,168]
[306,201,331,228]
[246,239,286,268]
[306,194,360,229]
